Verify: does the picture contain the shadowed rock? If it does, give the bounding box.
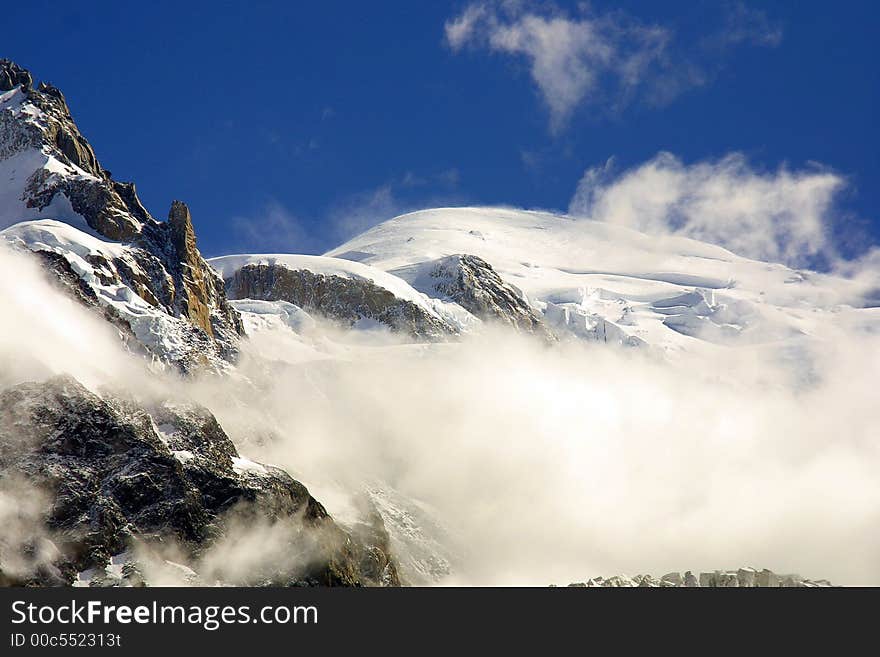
[413,254,555,340]
[0,375,399,587]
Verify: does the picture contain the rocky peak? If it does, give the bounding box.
[0,374,400,586]
[418,253,555,340]
[0,60,243,370]
[1,60,138,237]
[169,199,192,232]
[0,59,33,91]
[168,200,201,270]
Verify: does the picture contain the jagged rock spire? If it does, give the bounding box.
[0,59,33,91]
[166,200,217,337]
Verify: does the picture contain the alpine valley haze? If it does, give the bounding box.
[0,30,878,589]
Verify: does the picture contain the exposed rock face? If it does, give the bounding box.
[143,200,243,345]
[0,59,32,92]
[226,262,457,339]
[416,254,554,339]
[363,485,459,586]
[0,59,242,370]
[167,201,213,336]
[0,375,399,587]
[565,568,832,588]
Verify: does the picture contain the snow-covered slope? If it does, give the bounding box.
[209,253,477,337]
[0,98,95,232]
[327,207,876,354]
[1,219,229,370]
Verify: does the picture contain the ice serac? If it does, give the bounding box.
[0,60,242,371]
[0,375,399,587]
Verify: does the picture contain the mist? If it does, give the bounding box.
[2,241,879,585]
[0,244,149,391]
[195,317,880,586]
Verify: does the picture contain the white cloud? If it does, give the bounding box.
[569,152,845,266]
[833,246,880,307]
[445,2,489,50]
[711,1,783,48]
[326,184,402,244]
[209,323,880,586]
[444,1,781,131]
[0,243,147,391]
[445,2,670,131]
[325,171,465,244]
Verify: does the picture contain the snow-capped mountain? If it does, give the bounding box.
[326,206,877,356]
[210,203,878,382]
[0,59,242,373]
[2,59,876,587]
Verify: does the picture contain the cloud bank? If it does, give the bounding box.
[216,324,880,586]
[569,152,847,267]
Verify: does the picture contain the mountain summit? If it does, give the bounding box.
[1,60,872,588]
[0,59,242,372]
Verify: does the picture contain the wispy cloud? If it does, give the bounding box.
[707,1,784,49]
[445,1,782,132]
[230,200,322,255]
[326,169,465,245]
[225,169,464,255]
[400,168,460,189]
[325,185,403,245]
[569,152,845,267]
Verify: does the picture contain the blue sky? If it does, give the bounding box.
[4,1,878,261]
